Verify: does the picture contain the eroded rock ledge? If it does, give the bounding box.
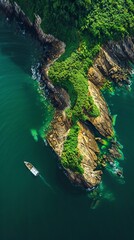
[87,81,113,137]
[47,112,102,189]
[88,37,134,87]
[46,77,113,189]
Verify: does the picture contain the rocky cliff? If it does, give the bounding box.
[0,0,65,61]
[0,0,70,110]
[88,37,134,87]
[87,81,113,137]
[46,37,134,190]
[47,111,102,189]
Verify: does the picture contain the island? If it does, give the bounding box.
[0,0,134,190]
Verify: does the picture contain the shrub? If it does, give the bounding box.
[61,123,84,174]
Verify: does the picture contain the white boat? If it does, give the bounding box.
[24,161,39,176]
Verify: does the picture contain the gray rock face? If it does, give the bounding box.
[106,37,134,65]
[87,81,113,137]
[47,110,71,157]
[0,0,66,63]
[88,37,134,87]
[40,69,70,110]
[47,113,102,189]
[77,122,102,188]
[0,0,69,110]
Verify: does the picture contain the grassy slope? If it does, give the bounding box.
[15,0,134,173]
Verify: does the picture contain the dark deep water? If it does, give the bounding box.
[0,14,134,240]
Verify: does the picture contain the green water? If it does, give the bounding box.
[0,14,134,240]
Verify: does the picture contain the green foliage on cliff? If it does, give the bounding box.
[49,52,100,122]
[88,96,100,117]
[61,123,84,174]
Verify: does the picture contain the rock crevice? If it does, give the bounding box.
[88,37,134,87]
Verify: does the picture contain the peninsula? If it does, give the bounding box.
[0,0,134,190]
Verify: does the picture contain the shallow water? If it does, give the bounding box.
[0,14,134,240]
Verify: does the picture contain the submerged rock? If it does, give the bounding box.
[108,145,122,159]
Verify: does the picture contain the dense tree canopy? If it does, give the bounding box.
[16,0,134,41]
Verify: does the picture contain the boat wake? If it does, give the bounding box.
[39,174,55,193]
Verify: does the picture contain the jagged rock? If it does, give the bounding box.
[32,14,66,62]
[40,70,70,110]
[13,2,21,15]
[0,0,13,16]
[87,81,113,137]
[47,111,71,156]
[50,87,70,110]
[0,0,66,64]
[47,116,102,189]
[108,144,122,159]
[103,141,123,165]
[88,37,134,87]
[0,1,68,110]
[116,169,123,177]
[106,37,134,65]
[0,0,10,7]
[95,137,103,144]
[95,48,129,84]
[88,67,105,88]
[77,122,102,188]
[33,14,42,28]
[65,168,102,189]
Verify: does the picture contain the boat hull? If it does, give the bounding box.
[24,161,39,176]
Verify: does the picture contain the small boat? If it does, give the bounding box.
[24,161,39,176]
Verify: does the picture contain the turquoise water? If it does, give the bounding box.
[0,14,134,240]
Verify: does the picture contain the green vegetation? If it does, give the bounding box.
[88,96,100,117]
[15,0,134,174]
[61,123,84,174]
[15,0,134,42]
[49,59,100,122]
[101,80,115,95]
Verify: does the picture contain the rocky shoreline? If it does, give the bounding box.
[0,0,70,110]
[0,0,65,60]
[0,0,134,190]
[47,37,134,189]
[88,38,134,87]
